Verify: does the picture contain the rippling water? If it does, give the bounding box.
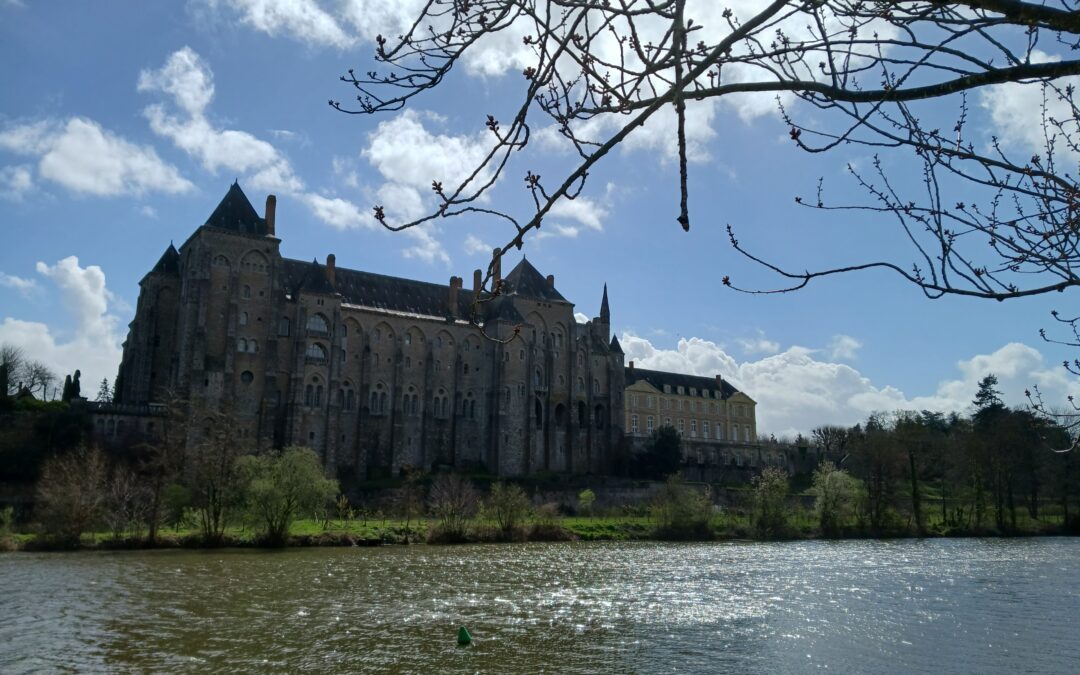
[1,539,1078,673]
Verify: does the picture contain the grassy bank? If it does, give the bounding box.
[3,510,1076,552]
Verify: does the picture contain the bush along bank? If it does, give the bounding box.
[6,471,1078,551]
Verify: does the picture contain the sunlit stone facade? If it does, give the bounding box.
[115,184,624,478]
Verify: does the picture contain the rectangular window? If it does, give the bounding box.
[646,396,654,408]
[677,419,685,433]
[690,419,697,437]
[703,421,710,439]
[631,414,639,433]
[646,416,654,431]
[665,417,671,427]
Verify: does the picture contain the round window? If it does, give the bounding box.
[240,371,254,384]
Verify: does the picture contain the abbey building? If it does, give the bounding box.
[114,184,757,478]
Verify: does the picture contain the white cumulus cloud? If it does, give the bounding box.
[0,118,193,196]
[0,256,124,397]
[827,334,862,361]
[737,331,780,356]
[621,332,1080,438]
[218,0,355,48]
[0,272,37,297]
[464,234,491,255]
[0,164,33,200]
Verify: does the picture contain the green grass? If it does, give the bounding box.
[4,502,1076,552]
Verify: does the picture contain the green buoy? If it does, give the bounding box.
[457,625,472,646]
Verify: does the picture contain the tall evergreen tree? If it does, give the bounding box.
[95,378,111,403]
[973,375,1004,414]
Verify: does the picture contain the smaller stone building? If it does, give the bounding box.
[624,362,776,480]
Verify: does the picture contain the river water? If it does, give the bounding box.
[1,538,1077,673]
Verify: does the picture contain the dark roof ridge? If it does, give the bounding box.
[203,182,267,235]
[281,256,468,296]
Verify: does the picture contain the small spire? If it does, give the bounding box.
[600,283,610,322]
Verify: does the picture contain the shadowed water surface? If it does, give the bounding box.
[1,539,1078,673]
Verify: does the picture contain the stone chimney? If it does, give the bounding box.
[449,275,462,317]
[326,253,336,286]
[546,274,555,288]
[473,269,482,294]
[265,194,277,236]
[715,374,723,391]
[629,361,635,376]
[491,248,502,288]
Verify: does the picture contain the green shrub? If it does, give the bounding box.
[751,467,790,539]
[650,475,713,540]
[484,482,531,540]
[238,447,339,546]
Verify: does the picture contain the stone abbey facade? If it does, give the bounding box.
[115,183,627,478]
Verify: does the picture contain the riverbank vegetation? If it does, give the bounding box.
[2,362,1078,551]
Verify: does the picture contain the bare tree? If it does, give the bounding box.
[812,425,850,460]
[137,388,189,543]
[103,464,150,541]
[428,473,480,541]
[1,344,24,396]
[330,0,1080,308]
[35,445,109,545]
[186,407,247,545]
[21,360,57,399]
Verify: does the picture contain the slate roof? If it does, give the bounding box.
[609,334,623,354]
[501,257,568,303]
[624,366,743,400]
[203,182,268,235]
[150,244,180,276]
[281,258,480,318]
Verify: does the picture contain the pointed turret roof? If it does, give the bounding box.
[609,334,623,354]
[150,244,180,275]
[203,181,267,235]
[292,258,336,295]
[600,283,610,321]
[501,257,567,302]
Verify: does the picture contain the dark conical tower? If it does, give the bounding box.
[600,283,610,323]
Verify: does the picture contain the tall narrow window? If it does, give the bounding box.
[239,312,248,326]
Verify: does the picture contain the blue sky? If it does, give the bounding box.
[1,1,1077,436]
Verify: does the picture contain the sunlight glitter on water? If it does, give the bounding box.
[1,539,1079,673]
